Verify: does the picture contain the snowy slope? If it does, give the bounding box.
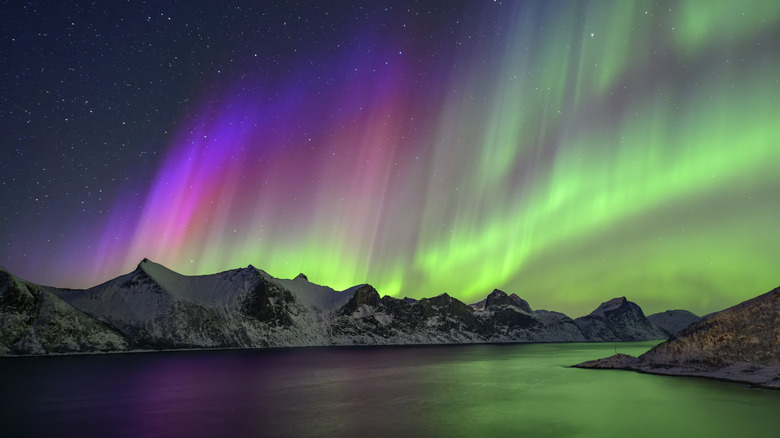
[274,273,360,311]
[0,267,130,354]
[54,259,312,348]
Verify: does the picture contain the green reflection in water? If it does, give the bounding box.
[398,342,779,438]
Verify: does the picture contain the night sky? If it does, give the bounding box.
[2,0,779,317]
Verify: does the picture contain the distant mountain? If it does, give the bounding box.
[575,287,780,389]
[470,290,531,313]
[332,288,485,344]
[330,288,586,344]
[1,260,672,355]
[479,289,585,342]
[647,309,700,334]
[573,297,670,341]
[469,299,486,311]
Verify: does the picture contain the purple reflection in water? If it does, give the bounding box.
[0,347,436,437]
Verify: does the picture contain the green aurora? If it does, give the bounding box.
[2,1,779,317]
[273,1,780,317]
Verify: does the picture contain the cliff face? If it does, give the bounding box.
[575,287,780,389]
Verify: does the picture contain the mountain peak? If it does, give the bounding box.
[137,257,160,269]
[485,289,512,308]
[294,273,308,281]
[339,284,381,315]
[575,296,668,341]
[591,296,629,315]
[483,289,533,313]
[135,258,181,284]
[509,293,533,313]
[608,296,628,305]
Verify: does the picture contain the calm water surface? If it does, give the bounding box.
[1,342,778,437]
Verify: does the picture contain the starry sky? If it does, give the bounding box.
[2,0,779,317]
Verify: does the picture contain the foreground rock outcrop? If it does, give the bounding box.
[575,287,780,389]
[1,260,669,355]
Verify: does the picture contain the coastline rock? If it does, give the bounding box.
[575,287,780,389]
[576,353,639,369]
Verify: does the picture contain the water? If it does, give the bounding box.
[1,342,778,437]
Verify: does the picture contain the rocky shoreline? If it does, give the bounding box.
[574,287,780,389]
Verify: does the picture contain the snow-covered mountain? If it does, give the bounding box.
[647,309,700,335]
[0,266,130,355]
[1,260,671,355]
[575,287,780,388]
[573,297,670,341]
[54,259,338,349]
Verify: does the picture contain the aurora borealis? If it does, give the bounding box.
[2,1,779,317]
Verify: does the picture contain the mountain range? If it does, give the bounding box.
[2,259,691,355]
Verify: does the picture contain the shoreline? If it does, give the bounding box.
[573,354,780,390]
[0,338,662,359]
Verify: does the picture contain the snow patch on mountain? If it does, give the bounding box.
[274,275,360,311]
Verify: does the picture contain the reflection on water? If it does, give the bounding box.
[1,342,778,437]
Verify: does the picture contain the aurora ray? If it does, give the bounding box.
[2,0,779,317]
